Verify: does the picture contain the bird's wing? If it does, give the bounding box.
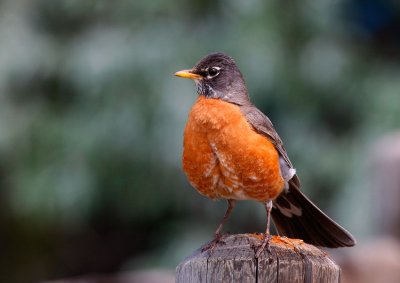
[240,104,356,247]
[240,104,301,187]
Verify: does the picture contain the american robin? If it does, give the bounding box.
[174,52,355,257]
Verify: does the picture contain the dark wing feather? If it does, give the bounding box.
[240,105,289,163]
[240,105,301,186]
[240,104,356,248]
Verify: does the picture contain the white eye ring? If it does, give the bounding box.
[206,67,221,78]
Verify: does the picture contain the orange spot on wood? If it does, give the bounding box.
[247,233,305,250]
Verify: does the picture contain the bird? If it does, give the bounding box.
[174,52,356,257]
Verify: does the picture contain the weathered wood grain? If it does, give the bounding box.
[176,234,340,283]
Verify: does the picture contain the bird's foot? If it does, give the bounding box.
[201,233,227,254]
[255,233,272,258]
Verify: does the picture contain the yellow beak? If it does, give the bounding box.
[174,69,203,80]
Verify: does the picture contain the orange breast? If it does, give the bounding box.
[183,96,284,202]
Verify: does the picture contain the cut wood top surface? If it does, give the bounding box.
[176,234,340,283]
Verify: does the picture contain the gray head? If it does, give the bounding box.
[174,52,250,105]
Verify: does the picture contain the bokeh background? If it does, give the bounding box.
[0,0,399,282]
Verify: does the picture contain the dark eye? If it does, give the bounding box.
[208,67,220,77]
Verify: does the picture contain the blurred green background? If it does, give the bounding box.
[0,0,399,282]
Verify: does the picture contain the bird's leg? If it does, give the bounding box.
[255,200,273,258]
[201,199,236,253]
[214,199,236,238]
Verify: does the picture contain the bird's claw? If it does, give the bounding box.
[255,233,272,258]
[201,233,227,254]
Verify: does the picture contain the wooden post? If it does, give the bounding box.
[176,234,340,283]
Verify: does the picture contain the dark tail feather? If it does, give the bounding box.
[271,181,356,248]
